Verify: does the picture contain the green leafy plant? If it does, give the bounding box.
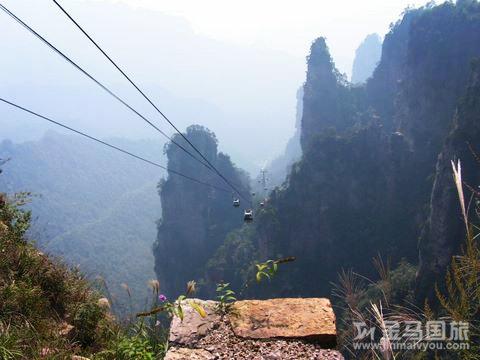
[255,257,296,283]
[115,335,155,360]
[216,282,237,314]
[73,302,105,347]
[168,295,187,320]
[255,260,278,283]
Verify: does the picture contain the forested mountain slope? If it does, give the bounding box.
[0,131,163,308]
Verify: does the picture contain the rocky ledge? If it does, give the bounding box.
[165,298,343,360]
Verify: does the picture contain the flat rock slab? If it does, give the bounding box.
[166,298,342,359]
[197,317,343,359]
[164,347,214,360]
[169,299,220,345]
[230,298,336,344]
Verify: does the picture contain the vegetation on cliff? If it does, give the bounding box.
[0,172,112,358]
[0,160,171,359]
[4,1,480,359]
[153,125,251,297]
[0,132,163,311]
[204,0,480,301]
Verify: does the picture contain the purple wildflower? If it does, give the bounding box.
[158,294,167,302]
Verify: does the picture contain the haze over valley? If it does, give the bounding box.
[1,1,480,359]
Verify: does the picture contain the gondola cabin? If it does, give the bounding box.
[244,209,253,222]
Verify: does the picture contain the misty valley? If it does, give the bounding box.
[1,1,480,359]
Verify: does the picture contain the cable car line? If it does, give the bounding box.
[0,3,214,174]
[0,97,231,193]
[49,0,249,202]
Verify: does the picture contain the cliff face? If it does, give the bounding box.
[205,1,480,301]
[252,125,418,296]
[365,8,422,132]
[153,2,480,304]
[153,125,250,296]
[351,34,382,85]
[418,60,480,300]
[394,2,480,299]
[257,32,421,295]
[397,2,480,164]
[297,2,480,299]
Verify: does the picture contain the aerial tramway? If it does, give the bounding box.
[0,1,272,223]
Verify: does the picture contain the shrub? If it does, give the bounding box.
[115,336,155,360]
[0,189,115,358]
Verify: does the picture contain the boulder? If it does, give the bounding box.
[230,298,336,344]
[164,347,214,360]
[169,299,220,345]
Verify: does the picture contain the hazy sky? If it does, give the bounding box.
[1,0,431,173]
[85,0,430,76]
